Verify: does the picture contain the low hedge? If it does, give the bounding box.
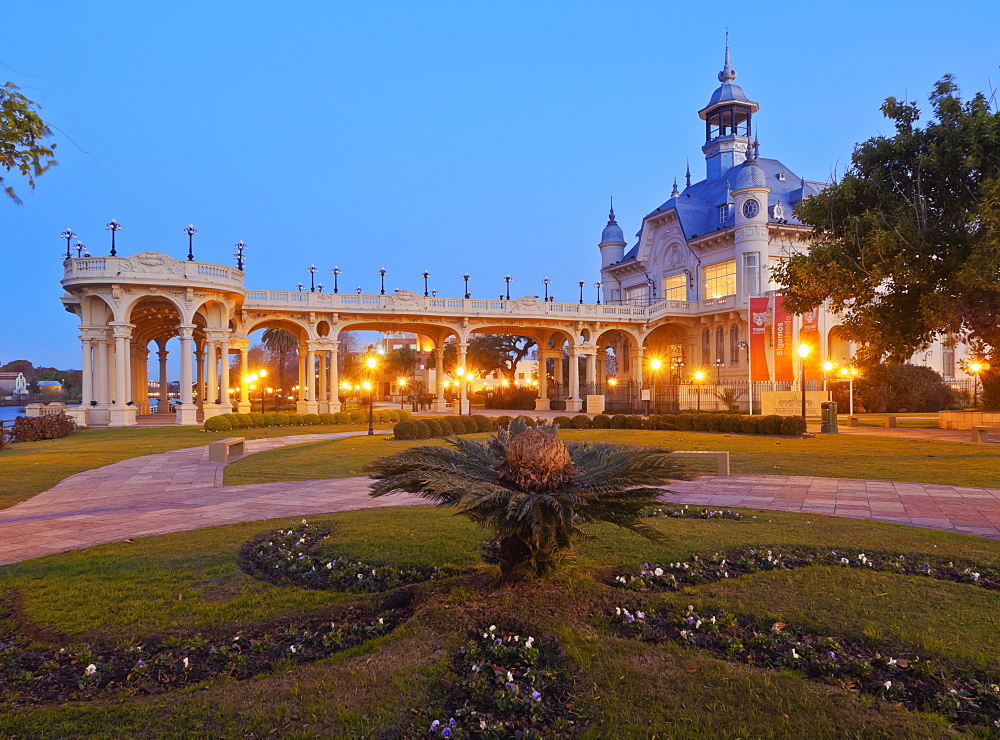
[203,408,411,431]
[10,413,77,442]
[392,415,507,440]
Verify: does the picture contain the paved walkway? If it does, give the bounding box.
[3,431,1000,565]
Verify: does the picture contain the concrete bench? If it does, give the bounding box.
[972,427,1000,443]
[208,436,246,462]
[848,416,897,428]
[673,450,730,476]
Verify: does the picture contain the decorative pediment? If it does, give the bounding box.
[385,290,422,307]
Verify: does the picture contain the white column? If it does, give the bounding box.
[176,325,198,425]
[597,350,606,387]
[239,347,251,413]
[206,342,219,405]
[158,348,169,413]
[195,346,206,410]
[296,349,307,413]
[318,350,328,413]
[631,346,645,386]
[220,341,231,411]
[105,339,115,406]
[109,323,136,426]
[329,343,341,412]
[305,348,318,413]
[434,345,447,412]
[535,350,551,411]
[585,352,597,386]
[80,337,94,406]
[554,352,564,391]
[566,348,581,412]
[457,343,469,414]
[95,336,108,405]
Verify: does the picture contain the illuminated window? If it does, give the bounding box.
[703,259,736,298]
[663,273,687,301]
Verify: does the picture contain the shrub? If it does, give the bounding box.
[496,415,513,429]
[204,415,232,432]
[237,413,255,428]
[642,414,660,430]
[262,413,278,426]
[374,410,394,423]
[349,411,366,424]
[739,415,763,434]
[318,413,336,425]
[423,419,444,437]
[691,414,712,432]
[439,418,458,435]
[474,415,495,433]
[675,414,695,431]
[481,387,539,410]
[413,420,432,439]
[592,414,611,429]
[780,415,807,436]
[761,414,784,435]
[331,411,351,424]
[285,414,303,426]
[10,414,77,443]
[396,409,412,421]
[854,363,955,412]
[610,414,628,429]
[393,420,419,440]
[571,414,592,429]
[552,415,573,429]
[717,414,741,433]
[460,416,479,433]
[623,415,643,430]
[250,413,266,427]
[514,415,536,428]
[303,413,321,425]
[274,413,291,426]
[659,414,678,431]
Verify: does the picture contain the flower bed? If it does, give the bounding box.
[608,547,999,593]
[239,522,455,592]
[416,624,579,738]
[0,603,397,704]
[609,605,1000,729]
[640,505,744,520]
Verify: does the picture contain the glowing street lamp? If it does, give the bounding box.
[797,344,811,418]
[969,361,989,408]
[822,360,834,392]
[364,355,378,435]
[694,370,705,412]
[839,365,859,415]
[649,358,662,413]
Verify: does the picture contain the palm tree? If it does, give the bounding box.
[369,421,690,580]
[261,328,298,407]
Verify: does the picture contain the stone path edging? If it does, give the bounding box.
[2,430,1000,566]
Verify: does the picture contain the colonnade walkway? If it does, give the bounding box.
[2,430,1000,566]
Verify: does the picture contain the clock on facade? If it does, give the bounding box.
[742,199,760,219]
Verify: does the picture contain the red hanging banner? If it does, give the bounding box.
[773,296,794,381]
[749,297,771,381]
[799,307,821,380]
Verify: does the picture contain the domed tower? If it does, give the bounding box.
[730,139,771,305]
[698,35,759,181]
[598,199,627,268]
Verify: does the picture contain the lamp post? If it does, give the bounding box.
[379,268,387,295]
[397,377,407,408]
[183,224,198,261]
[365,355,378,435]
[105,219,122,256]
[670,359,685,383]
[838,366,858,415]
[822,361,834,392]
[355,286,363,295]
[542,277,551,302]
[504,275,512,300]
[330,266,341,293]
[463,273,471,299]
[74,241,89,258]
[595,281,602,305]
[694,370,704,411]
[317,283,323,292]
[578,280,586,304]
[737,340,750,413]
[233,240,247,271]
[649,358,661,414]
[714,358,724,384]
[60,228,77,260]
[307,264,318,292]
[797,343,811,418]
[297,282,304,292]
[969,362,988,408]
[421,270,431,296]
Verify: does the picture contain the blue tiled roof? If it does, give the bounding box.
[619,158,825,261]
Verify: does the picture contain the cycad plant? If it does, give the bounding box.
[369,421,690,581]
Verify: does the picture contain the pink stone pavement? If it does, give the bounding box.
[3,430,1000,566]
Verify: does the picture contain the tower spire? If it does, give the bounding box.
[718,31,736,83]
[608,195,616,222]
[685,159,691,188]
[671,178,679,198]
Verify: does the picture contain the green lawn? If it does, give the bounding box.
[0,423,393,510]
[225,428,1000,488]
[2,506,996,737]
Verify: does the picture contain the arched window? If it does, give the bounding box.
[715,327,725,366]
[701,329,710,365]
[730,325,740,365]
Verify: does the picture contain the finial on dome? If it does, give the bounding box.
[685,159,691,188]
[753,136,760,160]
[718,31,737,83]
[609,196,616,223]
[671,178,679,198]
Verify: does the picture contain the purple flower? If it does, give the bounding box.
[505,681,515,691]
[430,720,440,731]
[531,690,542,701]
[441,729,452,738]
[459,646,466,654]
[449,718,456,727]
[827,652,837,661]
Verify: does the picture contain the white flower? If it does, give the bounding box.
[790,649,800,659]
[654,567,664,577]
[525,637,534,648]
[884,680,892,690]
[326,562,333,569]
[378,618,384,625]
[507,671,514,682]
[888,658,897,665]
[615,607,622,616]
[290,645,297,653]
[84,663,97,676]
[183,657,190,668]
[489,625,496,632]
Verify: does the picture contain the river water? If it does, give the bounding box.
[0,406,26,422]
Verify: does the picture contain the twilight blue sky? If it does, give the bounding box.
[2,0,998,370]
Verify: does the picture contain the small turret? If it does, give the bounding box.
[598,198,627,267]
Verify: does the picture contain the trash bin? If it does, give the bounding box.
[821,401,838,434]
[411,396,418,412]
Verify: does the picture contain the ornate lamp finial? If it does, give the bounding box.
[718,31,737,83]
[671,178,680,198]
